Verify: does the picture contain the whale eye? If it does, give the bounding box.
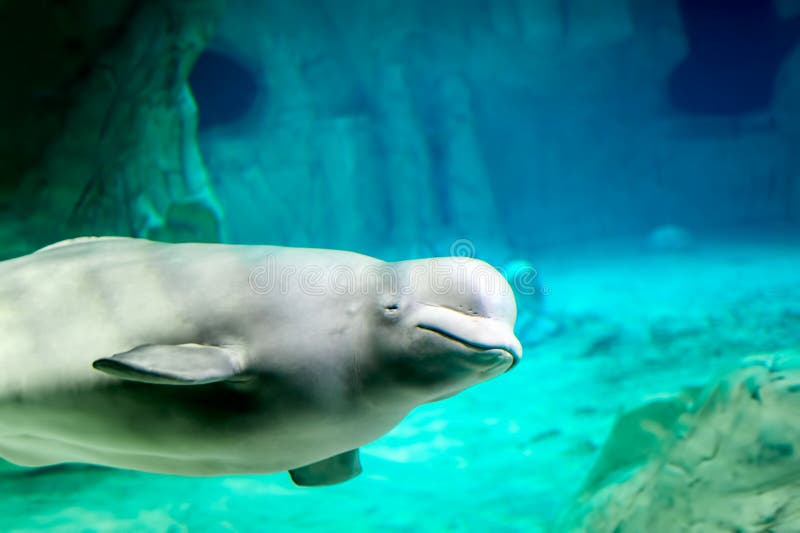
[383,303,401,319]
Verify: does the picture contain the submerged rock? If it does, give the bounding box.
[646,224,694,252]
[2,0,226,252]
[557,350,800,532]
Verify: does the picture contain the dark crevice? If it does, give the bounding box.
[189,49,260,130]
[669,0,800,115]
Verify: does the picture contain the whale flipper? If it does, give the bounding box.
[92,343,245,385]
[289,449,362,486]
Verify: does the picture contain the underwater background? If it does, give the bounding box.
[2,0,800,531]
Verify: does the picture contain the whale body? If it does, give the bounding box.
[0,237,521,485]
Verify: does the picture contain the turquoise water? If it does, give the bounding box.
[4,233,800,532]
[2,0,800,531]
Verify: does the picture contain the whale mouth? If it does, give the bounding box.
[416,323,521,370]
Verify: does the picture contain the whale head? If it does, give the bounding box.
[364,257,522,402]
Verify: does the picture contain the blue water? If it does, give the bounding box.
[2,0,800,531]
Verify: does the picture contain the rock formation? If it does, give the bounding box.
[0,0,225,258]
[557,351,800,532]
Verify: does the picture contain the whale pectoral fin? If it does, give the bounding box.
[92,343,245,385]
[289,449,363,487]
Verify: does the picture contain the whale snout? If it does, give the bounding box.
[415,304,523,371]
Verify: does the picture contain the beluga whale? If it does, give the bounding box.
[0,237,522,486]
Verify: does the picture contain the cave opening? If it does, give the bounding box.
[669,0,799,115]
[188,49,260,130]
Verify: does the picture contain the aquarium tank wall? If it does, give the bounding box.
[1,0,800,531]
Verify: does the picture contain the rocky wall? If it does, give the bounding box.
[199,0,799,255]
[0,0,226,258]
[2,0,798,258]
